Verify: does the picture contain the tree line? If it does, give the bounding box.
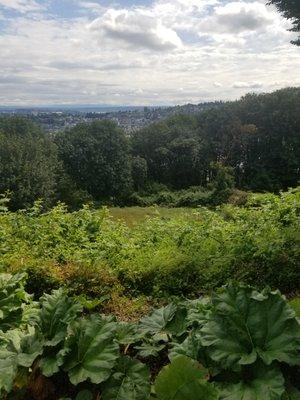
[0,87,299,210]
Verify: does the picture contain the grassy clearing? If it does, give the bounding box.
[108,206,197,226]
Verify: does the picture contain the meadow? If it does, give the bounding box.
[108,206,195,226]
[0,188,299,309]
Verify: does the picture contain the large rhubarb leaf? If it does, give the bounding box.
[115,322,142,345]
[0,273,30,332]
[201,284,300,369]
[169,331,216,373]
[139,304,177,335]
[154,355,219,400]
[0,349,17,393]
[169,332,202,362]
[102,356,150,400]
[185,298,211,328]
[0,327,44,392]
[63,315,119,385]
[1,327,44,368]
[135,340,166,358]
[31,288,82,377]
[33,288,82,346]
[218,364,285,400]
[39,346,69,377]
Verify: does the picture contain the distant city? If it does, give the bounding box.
[0,102,223,133]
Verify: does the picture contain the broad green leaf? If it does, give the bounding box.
[139,304,177,335]
[102,356,150,400]
[219,364,285,400]
[165,306,188,337]
[169,332,202,361]
[17,330,44,367]
[0,327,43,369]
[201,284,300,369]
[76,390,93,400]
[115,322,141,345]
[185,298,212,328]
[33,288,82,346]
[154,355,219,400]
[0,273,30,332]
[0,351,18,393]
[0,327,43,392]
[63,314,119,385]
[39,346,70,377]
[135,341,166,358]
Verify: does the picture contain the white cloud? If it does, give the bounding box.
[0,0,299,106]
[233,81,263,89]
[77,1,105,14]
[198,1,283,38]
[89,9,182,51]
[0,0,44,13]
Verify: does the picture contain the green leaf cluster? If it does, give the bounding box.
[0,274,299,400]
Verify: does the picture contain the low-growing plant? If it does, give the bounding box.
[0,274,299,400]
[1,187,299,297]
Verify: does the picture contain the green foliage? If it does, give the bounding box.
[131,156,148,190]
[132,87,300,193]
[33,288,82,346]
[1,88,300,210]
[290,298,300,319]
[0,117,60,210]
[218,363,285,400]
[139,304,177,335]
[0,273,30,332]
[0,327,44,393]
[200,284,300,368]
[0,187,299,298]
[63,315,119,385]
[102,356,150,400]
[268,0,300,45]
[56,120,132,201]
[154,356,219,400]
[0,193,9,213]
[129,186,217,207]
[0,276,299,400]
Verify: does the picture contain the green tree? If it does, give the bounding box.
[56,120,132,202]
[0,117,59,210]
[131,156,148,190]
[268,0,300,45]
[132,115,209,189]
[236,87,300,190]
[132,88,300,193]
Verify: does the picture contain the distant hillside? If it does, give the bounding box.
[0,101,223,133]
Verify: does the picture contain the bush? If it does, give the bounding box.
[227,189,249,206]
[0,278,299,400]
[0,187,299,298]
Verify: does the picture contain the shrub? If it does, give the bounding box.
[0,278,299,400]
[0,187,299,298]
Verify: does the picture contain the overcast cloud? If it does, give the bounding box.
[0,0,299,106]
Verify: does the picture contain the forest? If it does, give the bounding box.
[0,87,299,211]
[0,86,299,400]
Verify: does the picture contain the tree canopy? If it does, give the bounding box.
[56,120,132,202]
[0,117,59,210]
[132,87,300,192]
[0,87,299,210]
[269,0,300,45]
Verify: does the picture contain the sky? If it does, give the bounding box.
[0,0,299,106]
